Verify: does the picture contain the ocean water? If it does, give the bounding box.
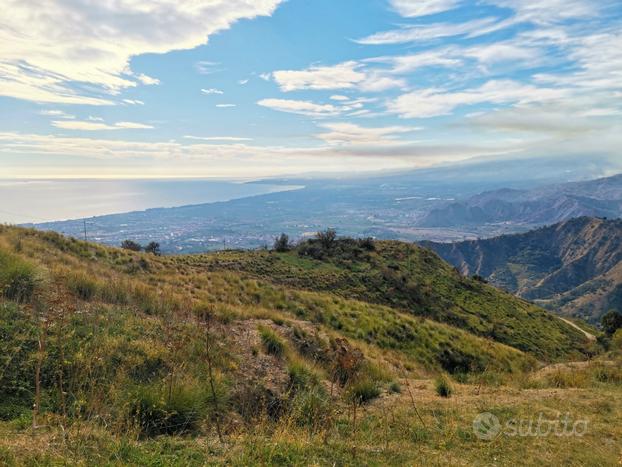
[0,179,301,224]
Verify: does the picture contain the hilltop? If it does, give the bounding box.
[0,226,620,465]
[422,217,622,323]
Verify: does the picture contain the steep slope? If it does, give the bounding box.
[422,217,622,322]
[174,237,589,361]
[419,173,622,228]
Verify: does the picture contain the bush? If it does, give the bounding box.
[66,271,99,300]
[144,242,161,256]
[259,326,285,357]
[121,240,142,252]
[297,243,324,260]
[601,310,622,336]
[0,250,39,303]
[388,381,401,394]
[288,361,320,392]
[358,237,376,251]
[127,383,209,437]
[316,229,337,250]
[346,379,380,405]
[273,234,292,253]
[289,386,331,432]
[435,375,453,398]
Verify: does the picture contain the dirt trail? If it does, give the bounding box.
[560,318,596,341]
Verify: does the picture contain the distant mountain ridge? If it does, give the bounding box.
[422,217,622,322]
[418,174,622,228]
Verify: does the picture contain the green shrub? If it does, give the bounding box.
[435,375,453,398]
[273,233,292,253]
[288,361,320,392]
[289,386,331,432]
[127,383,209,437]
[346,379,380,404]
[66,271,99,300]
[259,326,285,357]
[388,381,401,394]
[0,250,39,303]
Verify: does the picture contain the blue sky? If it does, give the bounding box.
[1,0,621,178]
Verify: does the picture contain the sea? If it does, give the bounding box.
[0,179,301,224]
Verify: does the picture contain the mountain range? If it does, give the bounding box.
[422,217,622,323]
[418,174,622,228]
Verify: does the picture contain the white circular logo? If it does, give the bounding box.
[473,412,501,440]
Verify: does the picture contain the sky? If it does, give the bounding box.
[0,0,621,179]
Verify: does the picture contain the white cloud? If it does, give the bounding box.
[330,95,350,101]
[258,98,340,117]
[389,0,461,17]
[270,61,404,93]
[462,43,541,65]
[316,122,422,145]
[216,104,236,108]
[52,121,119,131]
[389,80,569,118]
[184,135,253,141]
[136,74,160,86]
[358,72,407,92]
[40,110,75,119]
[272,62,366,92]
[485,0,599,24]
[238,79,249,85]
[122,99,145,105]
[52,120,154,131]
[367,51,462,74]
[257,96,379,118]
[195,61,224,75]
[361,0,601,46]
[356,17,500,45]
[115,122,155,129]
[0,0,284,104]
[533,32,622,92]
[202,88,225,95]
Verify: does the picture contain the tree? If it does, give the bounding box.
[601,310,622,336]
[316,228,337,249]
[273,233,291,252]
[121,239,142,251]
[145,241,161,256]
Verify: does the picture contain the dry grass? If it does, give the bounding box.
[0,225,620,466]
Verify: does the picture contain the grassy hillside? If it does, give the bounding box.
[0,226,619,466]
[176,237,588,361]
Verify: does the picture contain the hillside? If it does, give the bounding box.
[185,237,587,361]
[422,217,622,322]
[1,226,619,465]
[419,174,622,228]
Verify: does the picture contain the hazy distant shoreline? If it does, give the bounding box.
[0,179,303,224]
